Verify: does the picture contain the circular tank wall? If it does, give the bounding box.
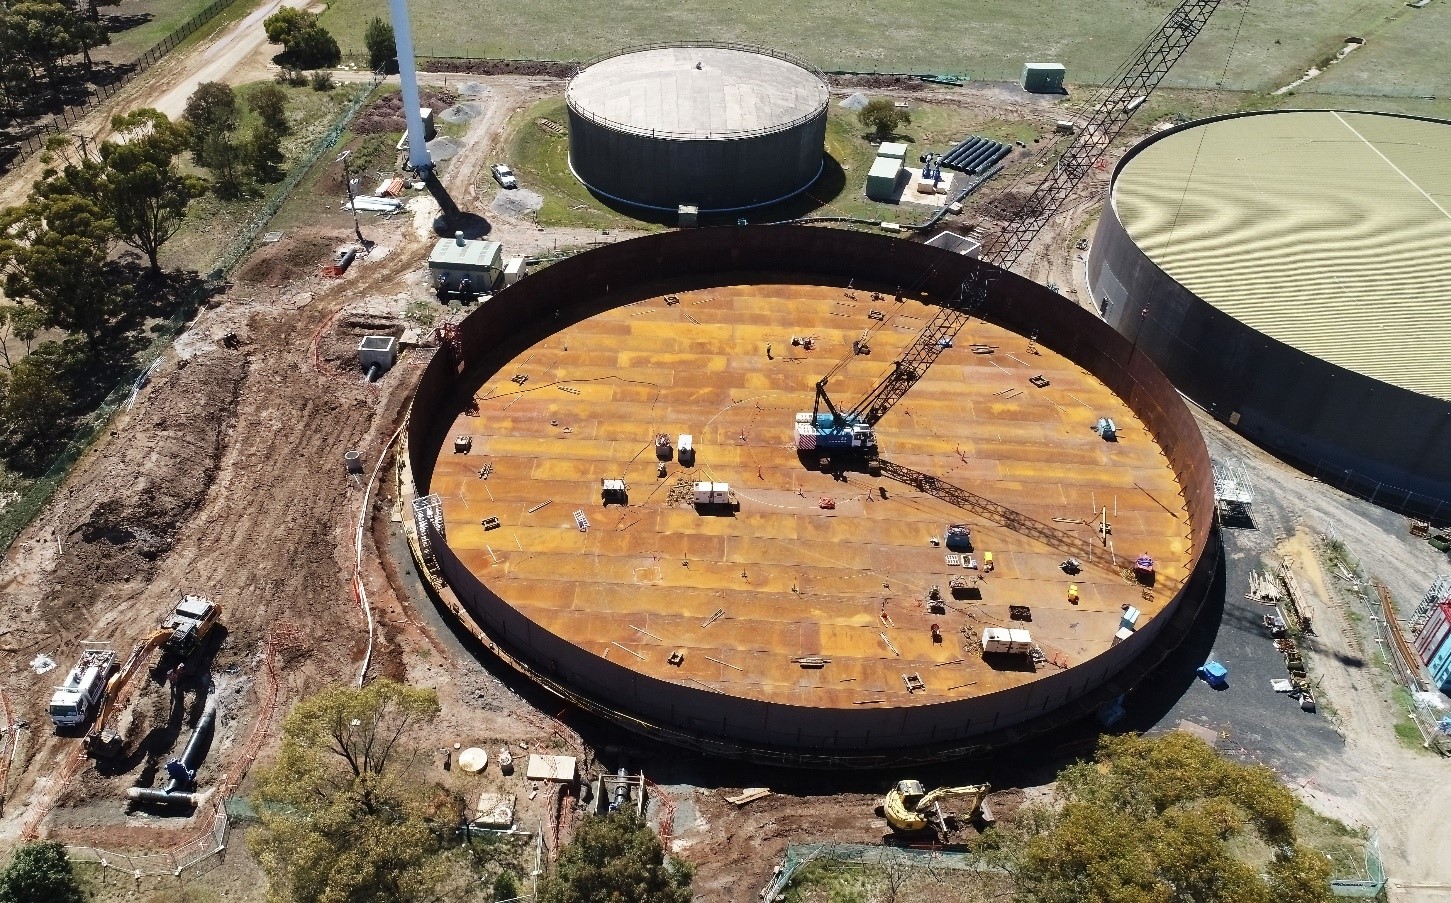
[565,44,829,212]
[1088,110,1451,518]
[405,226,1220,765]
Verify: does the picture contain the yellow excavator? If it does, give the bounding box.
[84,596,221,757]
[882,780,991,838]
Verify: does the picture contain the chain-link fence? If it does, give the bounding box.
[762,842,990,900]
[1309,461,1449,527]
[0,71,384,558]
[66,802,230,879]
[3,0,244,173]
[1329,833,1386,898]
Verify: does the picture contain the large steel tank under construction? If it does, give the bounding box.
[566,43,830,212]
[403,226,1220,766]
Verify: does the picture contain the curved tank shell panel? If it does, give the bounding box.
[566,45,829,212]
[1089,111,1451,515]
[406,226,1219,764]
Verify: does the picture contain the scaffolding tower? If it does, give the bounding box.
[1212,458,1254,519]
[1410,575,1451,634]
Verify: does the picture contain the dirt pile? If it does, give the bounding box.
[322,296,408,371]
[830,74,926,91]
[355,88,459,135]
[50,350,245,612]
[236,230,348,286]
[422,58,575,78]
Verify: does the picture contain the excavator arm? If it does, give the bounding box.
[85,628,169,754]
[884,780,992,833]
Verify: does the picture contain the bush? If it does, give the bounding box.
[275,67,307,87]
[858,98,911,139]
[491,871,519,901]
[308,70,334,91]
[0,840,85,903]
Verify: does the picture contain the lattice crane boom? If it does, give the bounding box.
[843,0,1222,426]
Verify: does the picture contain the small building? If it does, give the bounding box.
[876,141,908,162]
[502,256,526,287]
[429,233,503,294]
[866,156,904,201]
[1023,63,1066,93]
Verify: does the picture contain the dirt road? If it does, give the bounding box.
[144,0,309,120]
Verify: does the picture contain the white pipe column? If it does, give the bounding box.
[387,0,433,173]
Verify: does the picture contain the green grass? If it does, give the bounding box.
[1390,686,1427,751]
[1296,805,1370,879]
[317,0,1449,95]
[161,81,359,270]
[94,0,259,65]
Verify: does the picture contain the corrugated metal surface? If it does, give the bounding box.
[1415,604,1450,663]
[1113,111,1451,403]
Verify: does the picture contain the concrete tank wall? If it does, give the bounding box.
[566,103,827,212]
[407,225,1220,760]
[1088,136,1451,519]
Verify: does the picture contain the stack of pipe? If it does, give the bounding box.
[939,137,1012,174]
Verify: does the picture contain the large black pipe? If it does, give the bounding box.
[126,703,216,807]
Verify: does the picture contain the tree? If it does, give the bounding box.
[3,1,82,85]
[248,84,290,135]
[263,8,340,68]
[363,16,395,72]
[261,6,311,44]
[247,124,285,183]
[0,841,85,903]
[249,681,472,903]
[858,98,911,139]
[182,81,239,163]
[0,192,127,346]
[538,811,692,903]
[0,304,46,370]
[99,109,207,274]
[0,338,83,468]
[1004,733,1330,903]
[201,132,246,198]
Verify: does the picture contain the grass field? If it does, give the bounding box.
[319,0,1447,95]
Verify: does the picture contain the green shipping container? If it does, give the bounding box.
[1023,62,1066,93]
[866,157,903,201]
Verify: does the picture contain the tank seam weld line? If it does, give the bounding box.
[1331,111,1451,221]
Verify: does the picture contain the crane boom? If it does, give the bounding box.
[846,0,1221,426]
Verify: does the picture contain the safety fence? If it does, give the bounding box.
[3,0,244,173]
[66,804,229,880]
[1308,461,1449,527]
[0,71,384,559]
[762,842,992,901]
[1328,834,1386,898]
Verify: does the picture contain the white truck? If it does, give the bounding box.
[49,648,117,729]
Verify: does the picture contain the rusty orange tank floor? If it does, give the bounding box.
[430,283,1195,708]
